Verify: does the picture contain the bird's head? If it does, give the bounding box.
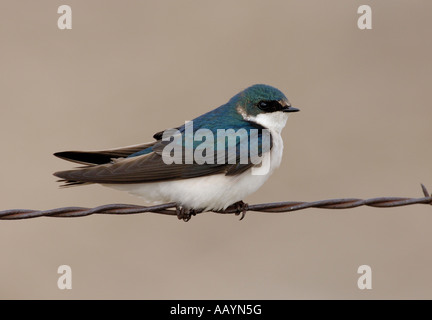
[233,84,299,133]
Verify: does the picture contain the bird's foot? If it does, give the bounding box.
[233,200,248,221]
[176,206,198,222]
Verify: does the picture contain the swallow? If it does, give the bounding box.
[54,84,299,220]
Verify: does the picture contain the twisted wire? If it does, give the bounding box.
[1,184,431,220]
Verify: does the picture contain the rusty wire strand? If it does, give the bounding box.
[1,184,431,221]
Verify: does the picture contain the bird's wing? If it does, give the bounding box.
[54,122,272,185]
[54,152,228,184]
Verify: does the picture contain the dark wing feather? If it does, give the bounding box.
[53,142,156,165]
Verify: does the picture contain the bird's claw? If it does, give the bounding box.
[176,206,197,222]
[233,200,248,221]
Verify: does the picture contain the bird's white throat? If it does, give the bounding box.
[251,112,289,134]
[236,106,289,134]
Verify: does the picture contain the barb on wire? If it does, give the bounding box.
[1,184,431,221]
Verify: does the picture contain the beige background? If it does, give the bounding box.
[0,0,431,299]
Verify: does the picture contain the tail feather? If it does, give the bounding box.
[56,178,90,187]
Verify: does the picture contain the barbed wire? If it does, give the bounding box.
[1,184,431,221]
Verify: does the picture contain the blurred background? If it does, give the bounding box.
[0,0,431,299]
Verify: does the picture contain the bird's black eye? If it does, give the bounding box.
[259,101,267,109]
[257,100,280,112]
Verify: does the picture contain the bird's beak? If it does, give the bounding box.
[282,105,300,113]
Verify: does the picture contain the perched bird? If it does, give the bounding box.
[54,84,299,220]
